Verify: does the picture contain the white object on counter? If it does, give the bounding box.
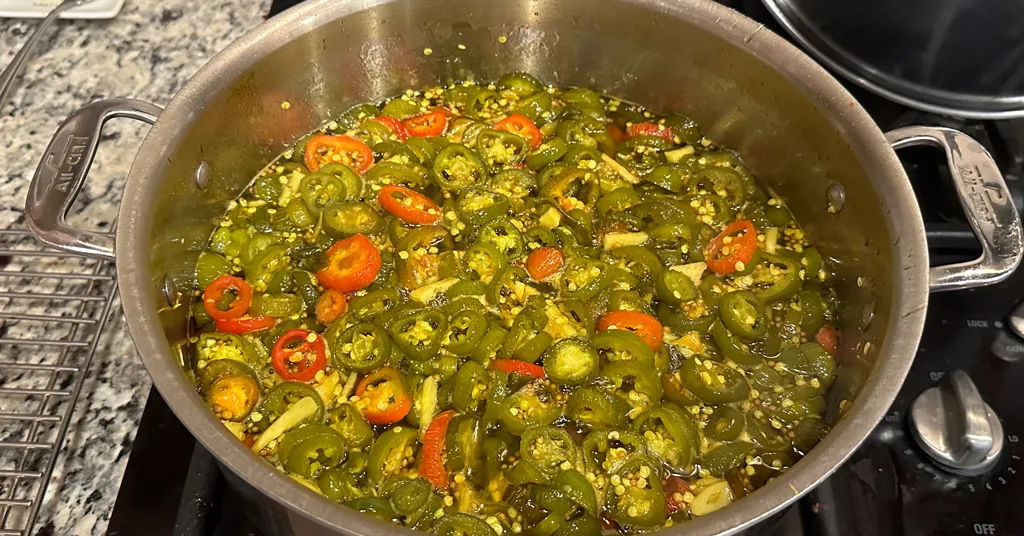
[0,0,122,19]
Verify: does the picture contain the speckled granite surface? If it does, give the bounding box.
[0,1,270,533]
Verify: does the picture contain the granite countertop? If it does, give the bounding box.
[0,1,269,533]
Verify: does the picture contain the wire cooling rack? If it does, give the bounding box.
[0,227,118,535]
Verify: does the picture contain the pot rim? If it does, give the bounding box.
[116,0,929,534]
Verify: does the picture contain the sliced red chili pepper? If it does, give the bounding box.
[815,325,839,354]
[215,316,276,334]
[315,288,348,325]
[202,275,252,321]
[403,109,448,138]
[271,329,327,382]
[304,135,373,173]
[627,122,674,142]
[664,476,691,516]
[705,220,758,275]
[488,359,546,379]
[377,185,441,225]
[494,113,543,149]
[419,410,456,489]
[317,234,382,292]
[597,310,665,351]
[355,366,412,425]
[525,247,563,281]
[607,124,626,144]
[373,116,408,142]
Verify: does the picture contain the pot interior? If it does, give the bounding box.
[120,0,927,533]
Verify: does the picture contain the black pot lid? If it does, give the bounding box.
[761,0,1024,119]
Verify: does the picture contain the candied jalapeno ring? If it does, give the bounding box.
[750,253,802,303]
[558,256,610,301]
[471,325,508,365]
[656,269,698,306]
[680,355,750,404]
[590,330,655,365]
[455,187,511,228]
[326,403,374,449]
[486,265,532,315]
[516,91,555,124]
[367,425,419,485]
[519,426,579,478]
[497,72,543,98]
[719,290,769,341]
[387,309,449,361]
[711,320,762,366]
[476,218,526,260]
[487,168,538,202]
[631,403,700,472]
[450,360,494,413]
[444,309,488,357]
[595,361,662,417]
[270,329,327,382]
[253,381,325,432]
[433,144,488,190]
[299,170,347,215]
[443,413,484,477]
[501,308,552,363]
[702,441,757,477]
[434,513,494,536]
[541,338,599,386]
[604,455,667,527]
[566,386,630,430]
[581,429,647,476]
[706,405,745,442]
[605,245,662,284]
[334,322,391,372]
[498,379,564,435]
[279,425,347,478]
[322,201,386,239]
[195,333,260,367]
[476,129,530,170]
[347,289,400,322]
[524,138,567,171]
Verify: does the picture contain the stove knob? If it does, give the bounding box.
[909,369,1003,475]
[1008,300,1024,340]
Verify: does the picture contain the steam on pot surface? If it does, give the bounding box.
[188,72,840,534]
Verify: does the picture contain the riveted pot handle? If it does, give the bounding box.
[25,98,162,261]
[886,126,1023,293]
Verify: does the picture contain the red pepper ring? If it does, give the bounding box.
[705,219,758,275]
[403,109,448,138]
[304,135,374,174]
[355,366,412,425]
[494,113,543,149]
[488,359,546,379]
[627,122,674,143]
[373,116,409,141]
[419,409,457,488]
[215,316,276,334]
[596,310,665,351]
[377,184,442,225]
[271,329,328,382]
[203,274,253,321]
[317,234,383,292]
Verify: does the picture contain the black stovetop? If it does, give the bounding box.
[103,1,1024,535]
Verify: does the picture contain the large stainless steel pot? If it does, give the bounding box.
[22,0,1024,534]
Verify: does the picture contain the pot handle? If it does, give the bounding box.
[886,126,1023,292]
[25,98,163,261]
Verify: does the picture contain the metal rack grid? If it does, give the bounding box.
[0,227,118,536]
